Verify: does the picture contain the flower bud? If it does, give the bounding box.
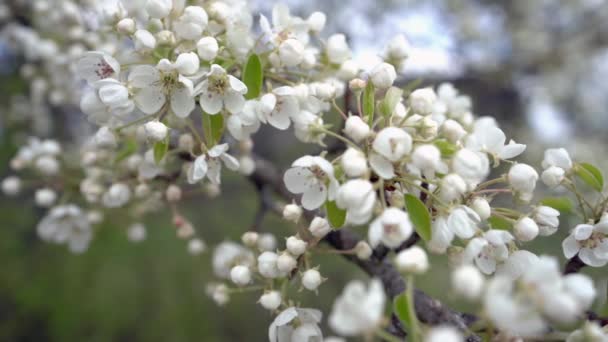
[210,284,229,305]
[326,34,351,65]
[116,18,135,34]
[134,29,157,50]
[439,174,467,202]
[534,206,560,236]
[283,203,302,223]
[145,0,172,18]
[514,217,539,242]
[143,120,168,142]
[135,183,150,198]
[35,188,57,207]
[196,36,218,61]
[174,52,200,76]
[369,62,396,89]
[178,133,194,151]
[470,197,491,220]
[102,183,131,208]
[230,265,251,286]
[425,326,463,342]
[349,78,366,91]
[257,233,277,252]
[156,30,175,46]
[36,156,60,175]
[508,163,538,195]
[343,116,370,143]
[241,231,259,247]
[95,126,117,148]
[541,166,565,188]
[411,144,441,175]
[341,148,368,178]
[286,236,308,256]
[127,223,147,242]
[188,238,206,255]
[395,246,429,274]
[302,269,323,291]
[307,12,326,32]
[277,252,298,273]
[165,184,182,202]
[2,176,21,196]
[355,241,372,260]
[451,265,484,301]
[385,34,410,61]
[308,216,331,238]
[278,38,304,67]
[258,251,280,279]
[441,119,467,143]
[259,291,282,311]
[409,88,437,115]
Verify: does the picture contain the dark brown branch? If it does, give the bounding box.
[564,255,586,274]
[248,154,480,341]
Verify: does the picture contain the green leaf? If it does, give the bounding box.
[575,163,604,192]
[539,197,573,212]
[394,293,413,329]
[114,139,138,164]
[434,139,458,157]
[404,194,431,242]
[379,86,403,118]
[363,81,375,125]
[488,215,513,230]
[203,112,224,146]
[242,54,263,100]
[153,140,168,164]
[325,200,346,229]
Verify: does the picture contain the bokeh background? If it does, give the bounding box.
[2,0,608,341]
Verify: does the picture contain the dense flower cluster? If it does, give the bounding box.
[2,0,608,341]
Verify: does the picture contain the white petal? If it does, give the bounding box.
[267,108,291,130]
[200,91,223,114]
[283,167,312,194]
[369,153,395,179]
[134,86,166,114]
[224,91,246,114]
[475,255,496,275]
[301,184,327,210]
[579,248,608,267]
[220,154,240,171]
[189,156,208,183]
[128,65,160,88]
[170,87,195,118]
[228,75,248,94]
[208,143,229,157]
[498,141,526,159]
[206,158,222,184]
[226,115,244,140]
[574,224,594,240]
[562,235,580,259]
[368,220,383,247]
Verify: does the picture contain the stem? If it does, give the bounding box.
[407,276,422,342]
[331,99,348,120]
[314,127,361,151]
[475,176,506,191]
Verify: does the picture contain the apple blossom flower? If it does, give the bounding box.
[395,246,429,274]
[508,163,538,201]
[439,173,468,203]
[269,307,323,342]
[326,34,351,65]
[335,179,376,225]
[409,88,437,115]
[302,269,323,291]
[343,116,370,143]
[452,148,490,186]
[341,148,368,178]
[226,101,261,140]
[173,6,208,40]
[256,87,299,130]
[259,291,282,311]
[541,166,565,187]
[35,188,56,207]
[534,206,560,236]
[370,127,412,179]
[309,216,331,237]
[212,242,254,279]
[464,230,513,274]
[76,51,120,85]
[465,126,526,160]
[514,217,540,242]
[197,64,247,115]
[542,148,573,171]
[37,204,93,253]
[188,144,240,185]
[451,265,484,301]
[1,176,21,196]
[410,144,447,178]
[283,155,338,210]
[368,207,414,248]
[562,223,608,267]
[197,36,219,61]
[329,279,385,336]
[369,62,396,89]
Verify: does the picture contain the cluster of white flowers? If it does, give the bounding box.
[3,0,608,341]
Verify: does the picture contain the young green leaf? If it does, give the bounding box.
[434,139,458,157]
[488,215,513,230]
[203,112,224,146]
[575,162,604,192]
[393,293,413,329]
[404,194,431,242]
[242,54,263,100]
[363,81,375,125]
[114,139,138,164]
[539,196,573,212]
[325,200,346,229]
[153,140,168,164]
[379,86,403,118]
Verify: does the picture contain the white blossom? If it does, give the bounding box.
[259,291,282,311]
[341,148,368,178]
[542,148,573,171]
[127,223,146,242]
[369,62,396,89]
[326,34,351,65]
[464,230,513,274]
[425,326,463,342]
[309,216,331,237]
[563,223,608,267]
[410,88,437,115]
[451,265,484,301]
[541,166,565,188]
[329,279,385,336]
[35,188,56,207]
[198,64,248,115]
[368,208,413,248]
[514,217,540,242]
[37,204,93,253]
[534,206,560,236]
[269,308,323,342]
[143,120,169,142]
[370,127,412,179]
[145,0,172,18]
[302,269,323,291]
[188,144,240,185]
[1,176,21,196]
[330,181,375,225]
[395,246,429,274]
[197,36,219,61]
[173,6,208,40]
[212,242,254,278]
[286,236,307,256]
[230,265,252,286]
[343,116,370,143]
[102,183,131,208]
[284,155,338,210]
[508,163,538,201]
